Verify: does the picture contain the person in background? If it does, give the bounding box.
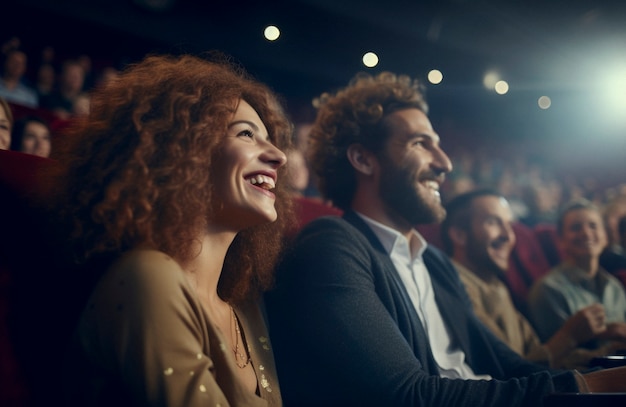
[0,96,13,150]
[285,147,310,197]
[265,71,626,407]
[40,58,85,119]
[45,53,293,406]
[10,115,52,158]
[528,199,626,345]
[0,49,38,108]
[35,63,56,101]
[442,188,620,369]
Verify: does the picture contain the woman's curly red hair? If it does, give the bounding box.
[51,53,294,303]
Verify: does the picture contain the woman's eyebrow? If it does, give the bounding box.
[228,120,260,132]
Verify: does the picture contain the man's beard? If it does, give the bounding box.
[378,155,446,227]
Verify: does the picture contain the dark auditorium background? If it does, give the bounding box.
[4,0,626,194]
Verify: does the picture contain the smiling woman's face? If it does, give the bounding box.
[210,99,287,231]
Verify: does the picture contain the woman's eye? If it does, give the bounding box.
[238,129,254,138]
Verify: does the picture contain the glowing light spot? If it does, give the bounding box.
[362,52,379,68]
[495,80,509,95]
[264,26,280,41]
[538,96,551,109]
[483,71,500,89]
[603,70,626,113]
[428,69,443,84]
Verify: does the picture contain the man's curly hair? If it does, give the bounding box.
[51,53,294,303]
[308,71,428,210]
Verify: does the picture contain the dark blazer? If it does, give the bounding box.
[266,211,579,407]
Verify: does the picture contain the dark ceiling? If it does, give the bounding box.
[5,0,626,161]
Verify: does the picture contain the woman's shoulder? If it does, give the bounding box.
[101,249,189,295]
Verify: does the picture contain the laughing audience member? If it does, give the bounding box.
[529,199,626,351]
[444,189,621,369]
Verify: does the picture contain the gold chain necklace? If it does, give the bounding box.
[230,306,251,369]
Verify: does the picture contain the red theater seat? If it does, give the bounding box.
[288,196,343,238]
[533,223,564,268]
[0,150,58,406]
[507,222,552,317]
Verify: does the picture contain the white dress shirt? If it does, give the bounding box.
[358,213,492,380]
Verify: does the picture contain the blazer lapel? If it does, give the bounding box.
[423,248,473,363]
[343,211,439,373]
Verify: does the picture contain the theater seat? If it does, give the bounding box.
[507,222,552,317]
[533,223,564,267]
[288,196,343,238]
[0,150,59,406]
[416,223,444,250]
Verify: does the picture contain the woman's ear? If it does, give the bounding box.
[346,144,376,176]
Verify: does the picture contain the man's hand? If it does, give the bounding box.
[561,303,607,345]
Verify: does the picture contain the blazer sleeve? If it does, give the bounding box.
[266,218,579,407]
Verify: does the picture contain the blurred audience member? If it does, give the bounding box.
[604,193,626,254]
[519,180,561,227]
[528,199,626,349]
[293,122,322,198]
[40,58,85,119]
[94,65,119,89]
[77,54,95,90]
[285,147,310,197]
[0,49,38,108]
[444,189,619,369]
[72,92,90,117]
[1,36,21,55]
[10,115,51,158]
[600,215,626,278]
[40,45,55,65]
[0,96,14,150]
[35,63,56,100]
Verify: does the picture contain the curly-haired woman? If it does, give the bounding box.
[53,53,294,406]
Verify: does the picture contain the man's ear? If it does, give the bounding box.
[346,144,376,176]
[448,226,467,247]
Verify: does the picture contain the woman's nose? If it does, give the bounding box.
[262,142,287,168]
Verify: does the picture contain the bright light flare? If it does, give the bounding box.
[601,69,626,113]
[428,69,443,84]
[538,96,551,109]
[362,52,379,68]
[264,25,280,41]
[483,71,499,89]
[495,80,509,95]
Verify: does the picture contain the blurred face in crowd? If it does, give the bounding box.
[0,105,12,150]
[37,64,56,91]
[377,108,452,226]
[19,121,51,158]
[560,208,607,264]
[61,63,85,94]
[4,51,27,80]
[285,148,309,194]
[464,195,516,276]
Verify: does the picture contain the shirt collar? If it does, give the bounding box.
[355,211,427,261]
